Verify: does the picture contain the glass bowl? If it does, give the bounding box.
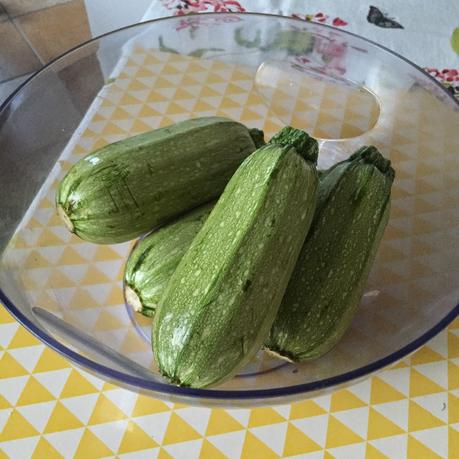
[0,13,458,407]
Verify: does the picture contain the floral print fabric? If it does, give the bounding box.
[143,0,459,100]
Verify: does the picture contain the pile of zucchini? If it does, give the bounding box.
[57,116,395,388]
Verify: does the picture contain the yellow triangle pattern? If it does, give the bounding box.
[365,443,389,459]
[24,250,51,268]
[69,289,100,309]
[94,245,122,261]
[60,369,99,398]
[449,362,459,390]
[0,306,15,324]
[33,347,69,372]
[172,402,187,410]
[205,409,244,436]
[162,413,201,445]
[449,393,459,424]
[370,377,405,404]
[367,408,405,440]
[290,400,326,419]
[0,410,39,441]
[411,346,443,365]
[80,266,111,285]
[448,331,459,358]
[199,439,228,459]
[408,401,445,431]
[326,415,364,448]
[449,427,459,458]
[74,429,114,459]
[0,352,29,378]
[407,435,442,459]
[37,229,66,247]
[0,394,11,409]
[16,377,55,405]
[58,247,88,265]
[283,423,322,456]
[45,270,75,288]
[8,326,40,348]
[241,431,279,459]
[93,310,124,331]
[131,394,170,417]
[158,449,174,459]
[410,369,445,396]
[330,389,366,411]
[44,402,84,433]
[88,395,126,425]
[118,420,159,453]
[31,438,63,459]
[248,407,285,427]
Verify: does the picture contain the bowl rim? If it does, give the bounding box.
[1,12,458,402]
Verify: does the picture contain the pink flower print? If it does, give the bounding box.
[332,17,348,27]
[314,12,328,23]
[292,12,348,28]
[426,68,459,83]
[170,0,245,15]
[315,38,348,75]
[316,39,347,59]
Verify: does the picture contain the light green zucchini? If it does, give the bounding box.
[266,146,395,361]
[124,202,214,318]
[153,127,319,388]
[56,117,264,244]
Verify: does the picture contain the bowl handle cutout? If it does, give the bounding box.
[254,60,381,142]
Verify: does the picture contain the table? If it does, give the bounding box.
[0,2,458,458]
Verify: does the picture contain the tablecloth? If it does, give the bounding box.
[0,2,458,458]
[145,1,459,99]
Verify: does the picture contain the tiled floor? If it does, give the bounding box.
[0,19,41,80]
[0,2,8,20]
[0,0,151,104]
[12,0,92,63]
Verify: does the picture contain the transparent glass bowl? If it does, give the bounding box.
[0,13,458,406]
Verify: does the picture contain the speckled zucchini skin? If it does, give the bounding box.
[153,128,319,388]
[266,146,395,361]
[124,203,213,318]
[56,117,264,244]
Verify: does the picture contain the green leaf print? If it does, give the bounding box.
[451,28,459,55]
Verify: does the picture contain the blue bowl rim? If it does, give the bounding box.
[1,12,458,401]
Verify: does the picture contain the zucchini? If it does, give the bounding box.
[153,127,319,388]
[124,202,213,318]
[56,117,264,244]
[266,146,395,361]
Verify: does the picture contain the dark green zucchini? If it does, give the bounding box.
[124,203,213,318]
[266,146,395,361]
[56,117,264,244]
[153,127,319,388]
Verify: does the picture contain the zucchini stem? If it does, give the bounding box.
[57,205,74,233]
[125,285,143,313]
[264,347,294,363]
[269,126,318,164]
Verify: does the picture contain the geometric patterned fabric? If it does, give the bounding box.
[0,305,457,457]
[1,45,458,457]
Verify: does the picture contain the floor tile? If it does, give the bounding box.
[0,73,31,105]
[0,3,8,22]
[0,20,41,80]
[57,51,104,115]
[13,0,91,63]
[1,0,71,18]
